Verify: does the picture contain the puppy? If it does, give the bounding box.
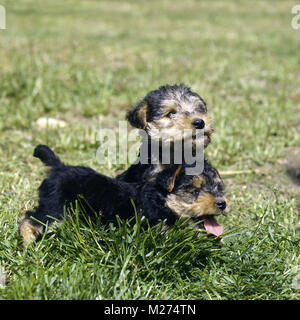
[140,161,229,236]
[19,145,138,245]
[117,83,213,184]
[19,145,228,245]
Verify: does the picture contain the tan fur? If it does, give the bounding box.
[19,216,43,246]
[192,176,205,188]
[167,165,182,192]
[146,111,213,148]
[137,101,148,129]
[161,100,177,115]
[223,196,231,213]
[166,192,227,219]
[162,93,203,114]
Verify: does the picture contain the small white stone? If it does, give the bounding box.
[36,117,67,128]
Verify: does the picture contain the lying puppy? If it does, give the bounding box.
[139,161,229,236]
[19,145,229,245]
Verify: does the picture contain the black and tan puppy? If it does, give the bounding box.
[19,145,228,245]
[19,145,138,245]
[117,83,214,184]
[141,161,229,236]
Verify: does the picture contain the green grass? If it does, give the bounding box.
[0,0,299,300]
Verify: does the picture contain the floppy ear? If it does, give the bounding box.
[156,165,182,193]
[126,100,148,129]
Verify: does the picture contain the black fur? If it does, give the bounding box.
[22,145,138,228]
[19,145,227,239]
[126,83,207,128]
[118,83,210,184]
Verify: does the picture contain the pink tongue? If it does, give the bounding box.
[203,217,223,236]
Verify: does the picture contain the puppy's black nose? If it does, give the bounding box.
[192,119,205,129]
[215,200,226,211]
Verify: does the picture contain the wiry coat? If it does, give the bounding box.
[117,83,213,184]
[19,145,228,245]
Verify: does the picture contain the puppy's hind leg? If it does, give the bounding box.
[18,211,43,246]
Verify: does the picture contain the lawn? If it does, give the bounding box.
[0,0,299,299]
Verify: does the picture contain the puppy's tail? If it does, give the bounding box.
[33,145,62,167]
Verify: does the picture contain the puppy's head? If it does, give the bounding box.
[127,84,213,148]
[164,163,230,236]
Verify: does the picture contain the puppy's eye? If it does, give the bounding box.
[166,110,176,118]
[192,190,200,197]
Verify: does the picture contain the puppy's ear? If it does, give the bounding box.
[126,100,148,129]
[156,165,182,193]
